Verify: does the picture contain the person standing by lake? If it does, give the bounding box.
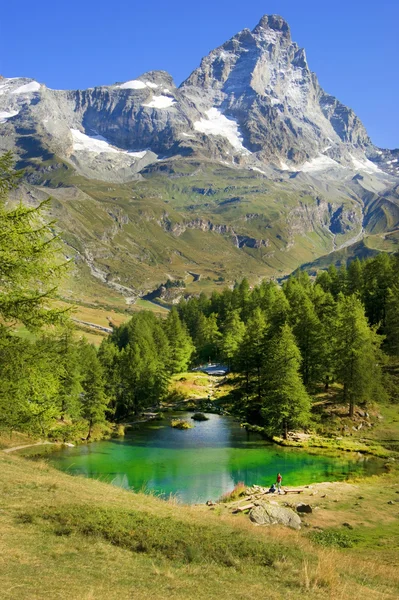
[277,473,282,494]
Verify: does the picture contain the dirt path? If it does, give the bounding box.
[3,441,54,454]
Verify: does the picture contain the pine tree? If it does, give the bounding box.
[194,313,221,363]
[0,152,68,329]
[385,286,399,356]
[261,324,311,438]
[0,153,68,433]
[333,295,385,417]
[0,334,61,435]
[219,309,245,368]
[259,281,289,334]
[284,279,324,386]
[98,338,121,412]
[362,253,394,328]
[236,308,268,419]
[79,342,108,439]
[347,258,364,296]
[163,307,194,373]
[57,326,83,421]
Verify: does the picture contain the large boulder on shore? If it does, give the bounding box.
[249,502,301,530]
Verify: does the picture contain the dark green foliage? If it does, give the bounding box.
[175,255,397,434]
[219,309,245,368]
[163,307,194,373]
[0,330,62,434]
[284,277,325,386]
[78,341,109,439]
[308,529,359,548]
[333,295,386,416]
[0,152,68,330]
[235,308,268,420]
[56,325,83,421]
[261,324,311,438]
[102,311,172,418]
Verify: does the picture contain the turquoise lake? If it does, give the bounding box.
[48,413,383,504]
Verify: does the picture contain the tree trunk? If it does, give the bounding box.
[349,397,354,418]
[283,419,288,440]
[324,375,329,391]
[86,419,93,440]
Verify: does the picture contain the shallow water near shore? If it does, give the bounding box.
[48,413,384,504]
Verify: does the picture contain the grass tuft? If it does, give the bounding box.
[308,529,359,548]
[32,505,287,568]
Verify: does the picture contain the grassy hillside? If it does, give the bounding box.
[18,156,361,306]
[1,448,398,599]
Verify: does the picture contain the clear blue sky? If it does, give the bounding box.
[1,0,398,148]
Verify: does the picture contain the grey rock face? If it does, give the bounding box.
[249,502,301,529]
[0,15,397,183]
[180,14,375,169]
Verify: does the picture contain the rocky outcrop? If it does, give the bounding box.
[249,502,301,529]
[158,215,268,249]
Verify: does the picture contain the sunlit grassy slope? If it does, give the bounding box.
[1,449,399,600]
[21,156,352,304]
[14,153,398,311]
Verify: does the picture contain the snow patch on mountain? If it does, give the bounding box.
[300,155,341,172]
[350,154,381,174]
[0,110,19,123]
[71,129,150,158]
[71,129,121,153]
[116,80,159,90]
[128,150,148,158]
[143,95,176,109]
[12,81,41,94]
[193,108,250,154]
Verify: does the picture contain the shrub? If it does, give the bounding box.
[111,424,126,438]
[308,529,358,548]
[48,422,86,443]
[170,419,193,430]
[219,482,247,502]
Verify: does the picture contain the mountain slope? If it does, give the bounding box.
[1,14,398,304]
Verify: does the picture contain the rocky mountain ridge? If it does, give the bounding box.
[1,14,397,182]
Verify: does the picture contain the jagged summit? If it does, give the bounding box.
[0,15,397,181]
[253,14,291,36]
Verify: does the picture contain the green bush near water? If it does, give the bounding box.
[170,419,193,430]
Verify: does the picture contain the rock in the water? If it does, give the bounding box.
[296,503,313,514]
[249,502,301,529]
